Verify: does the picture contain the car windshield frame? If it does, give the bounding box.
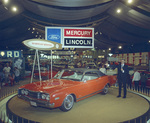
[54,69,84,81]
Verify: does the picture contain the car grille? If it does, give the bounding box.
[28,90,40,99]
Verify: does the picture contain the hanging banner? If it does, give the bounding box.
[23,39,62,50]
[45,27,94,48]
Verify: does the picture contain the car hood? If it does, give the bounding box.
[19,79,80,93]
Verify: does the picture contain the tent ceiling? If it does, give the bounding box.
[0,0,150,53]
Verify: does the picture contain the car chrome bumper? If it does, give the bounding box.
[18,95,55,108]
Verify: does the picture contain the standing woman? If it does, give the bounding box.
[117,59,129,98]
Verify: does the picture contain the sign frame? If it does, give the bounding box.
[45,27,94,49]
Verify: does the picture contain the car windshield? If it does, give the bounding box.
[54,69,84,81]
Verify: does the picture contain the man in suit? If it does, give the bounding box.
[117,59,129,98]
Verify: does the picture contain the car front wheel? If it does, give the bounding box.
[101,84,109,95]
[59,94,74,112]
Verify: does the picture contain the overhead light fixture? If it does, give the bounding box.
[149,40,150,43]
[118,46,122,49]
[128,0,133,4]
[116,8,121,14]
[108,53,113,57]
[12,6,17,12]
[3,0,9,4]
[108,48,111,51]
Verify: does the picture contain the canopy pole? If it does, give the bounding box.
[30,50,37,83]
[36,49,41,81]
[51,50,53,79]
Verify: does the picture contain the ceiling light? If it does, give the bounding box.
[149,40,150,43]
[116,9,121,14]
[108,53,113,57]
[108,48,111,50]
[128,0,133,4]
[12,6,17,12]
[118,46,122,49]
[3,0,9,4]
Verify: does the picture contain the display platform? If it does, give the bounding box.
[6,88,150,123]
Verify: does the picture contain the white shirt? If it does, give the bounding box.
[3,67,11,73]
[132,71,141,81]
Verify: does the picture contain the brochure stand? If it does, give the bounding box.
[23,39,62,83]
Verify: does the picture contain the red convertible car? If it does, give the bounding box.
[18,68,117,112]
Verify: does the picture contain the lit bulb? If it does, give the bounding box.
[12,6,17,12]
[116,9,121,13]
[3,0,9,4]
[128,0,133,4]
[1,52,5,56]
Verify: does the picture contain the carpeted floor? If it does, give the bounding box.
[7,87,150,123]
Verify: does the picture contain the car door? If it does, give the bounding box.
[77,72,101,98]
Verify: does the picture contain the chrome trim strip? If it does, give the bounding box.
[76,89,103,101]
[18,95,54,108]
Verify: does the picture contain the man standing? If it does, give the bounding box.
[117,59,129,98]
[132,68,141,91]
[3,63,11,85]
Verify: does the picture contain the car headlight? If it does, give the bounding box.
[24,90,29,95]
[41,94,46,99]
[46,95,50,101]
[20,89,29,95]
[41,93,50,100]
[21,89,25,95]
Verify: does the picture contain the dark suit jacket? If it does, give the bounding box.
[117,63,129,82]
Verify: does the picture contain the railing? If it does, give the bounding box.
[127,85,150,97]
[0,89,17,123]
[0,88,39,123]
[123,87,150,123]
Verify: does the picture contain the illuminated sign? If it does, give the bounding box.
[0,51,21,58]
[45,27,94,48]
[23,39,62,50]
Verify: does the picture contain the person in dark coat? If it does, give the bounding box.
[140,72,147,93]
[117,59,129,98]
